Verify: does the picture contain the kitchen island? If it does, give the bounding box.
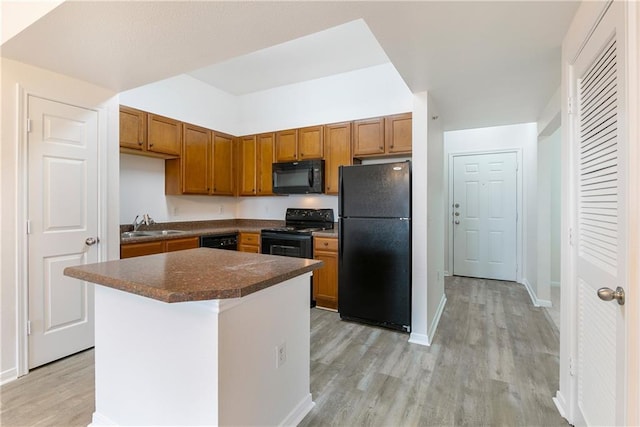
[64,248,322,426]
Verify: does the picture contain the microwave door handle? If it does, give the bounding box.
[308,169,314,187]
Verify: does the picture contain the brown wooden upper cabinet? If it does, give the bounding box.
[119,106,182,158]
[211,133,235,196]
[239,133,274,196]
[180,123,211,195]
[323,122,354,195]
[239,135,257,196]
[120,106,147,151]
[166,124,236,196]
[385,113,412,154]
[274,126,324,162]
[256,133,275,195]
[298,126,324,160]
[275,129,298,162]
[353,113,412,158]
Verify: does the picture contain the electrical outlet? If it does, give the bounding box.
[276,342,287,368]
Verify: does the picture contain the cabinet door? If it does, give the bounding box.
[148,114,182,156]
[385,113,412,154]
[298,126,324,160]
[239,232,260,253]
[313,237,338,310]
[120,241,164,259]
[239,136,257,196]
[212,132,235,196]
[165,237,200,252]
[353,117,385,157]
[275,129,298,162]
[324,122,352,195]
[119,106,147,151]
[182,123,211,194]
[256,133,274,195]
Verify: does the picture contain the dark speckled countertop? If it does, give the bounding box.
[64,248,323,303]
[120,218,338,243]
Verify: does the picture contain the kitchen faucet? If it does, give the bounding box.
[132,214,155,231]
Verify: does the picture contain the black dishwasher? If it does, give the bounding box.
[200,234,238,251]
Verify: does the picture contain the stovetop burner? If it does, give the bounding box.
[261,208,335,235]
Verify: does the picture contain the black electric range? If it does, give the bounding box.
[261,208,335,307]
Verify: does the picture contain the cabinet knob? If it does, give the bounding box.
[138,141,143,146]
[149,143,154,148]
[323,242,328,246]
[379,146,383,150]
[390,144,394,148]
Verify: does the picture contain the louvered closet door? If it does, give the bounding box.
[572,2,627,425]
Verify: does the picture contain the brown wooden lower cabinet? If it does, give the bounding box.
[238,232,260,253]
[313,237,338,310]
[121,236,200,259]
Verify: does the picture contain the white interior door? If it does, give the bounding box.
[452,152,517,281]
[28,96,98,369]
[571,2,627,425]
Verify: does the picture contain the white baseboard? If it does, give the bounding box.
[521,278,552,307]
[280,393,314,427]
[89,412,117,426]
[428,294,447,341]
[553,391,569,423]
[551,280,561,287]
[409,295,447,347]
[408,332,430,346]
[0,367,17,385]
[444,270,451,277]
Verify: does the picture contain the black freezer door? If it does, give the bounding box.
[339,161,411,219]
[338,217,411,330]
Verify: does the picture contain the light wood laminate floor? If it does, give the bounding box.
[1,276,566,426]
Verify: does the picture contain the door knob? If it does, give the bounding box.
[85,237,99,246]
[597,286,625,305]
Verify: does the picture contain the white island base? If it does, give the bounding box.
[90,273,314,426]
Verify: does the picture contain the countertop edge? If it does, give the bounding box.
[64,257,323,303]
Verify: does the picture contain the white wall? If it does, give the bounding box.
[443,123,538,293]
[119,63,413,224]
[426,94,446,341]
[238,63,413,134]
[549,128,562,285]
[1,58,119,383]
[119,74,241,136]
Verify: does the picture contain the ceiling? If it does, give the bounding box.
[0,1,580,131]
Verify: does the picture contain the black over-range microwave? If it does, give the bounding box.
[272,159,325,194]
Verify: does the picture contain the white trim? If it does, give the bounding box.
[443,270,451,277]
[551,280,561,287]
[447,148,523,283]
[408,294,447,347]
[427,295,447,340]
[408,332,430,346]
[16,84,29,378]
[280,393,315,427]
[553,391,569,422]
[89,411,118,426]
[521,278,552,308]
[0,368,18,385]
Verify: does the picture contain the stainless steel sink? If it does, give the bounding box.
[121,230,185,238]
[145,230,185,236]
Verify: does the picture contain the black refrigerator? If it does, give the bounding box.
[338,161,411,332]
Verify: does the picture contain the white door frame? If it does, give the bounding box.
[15,85,111,377]
[447,148,523,285]
[557,0,640,424]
